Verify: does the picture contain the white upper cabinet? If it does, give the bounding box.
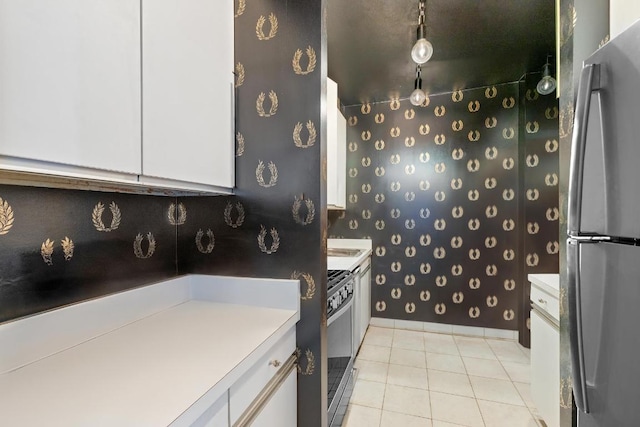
[0,0,142,176]
[141,0,234,189]
[327,78,346,209]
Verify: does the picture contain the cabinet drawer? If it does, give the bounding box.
[530,284,559,322]
[229,328,296,425]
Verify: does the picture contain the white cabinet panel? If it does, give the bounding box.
[229,329,296,425]
[531,310,560,427]
[0,0,141,174]
[327,78,346,209]
[142,0,234,188]
[249,369,297,427]
[190,391,229,427]
[358,258,371,345]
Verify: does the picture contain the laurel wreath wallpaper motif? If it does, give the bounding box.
[329,81,559,345]
[0,186,179,322]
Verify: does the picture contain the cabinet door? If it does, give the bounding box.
[249,369,297,427]
[327,78,346,209]
[359,259,371,344]
[230,330,295,425]
[190,391,229,427]
[530,310,559,427]
[0,0,141,174]
[142,0,234,188]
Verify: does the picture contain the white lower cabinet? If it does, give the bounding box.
[190,391,229,427]
[247,369,297,427]
[358,258,371,345]
[530,278,560,427]
[229,329,297,426]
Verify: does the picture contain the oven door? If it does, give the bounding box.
[327,277,355,427]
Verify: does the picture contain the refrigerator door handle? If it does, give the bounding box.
[568,63,601,236]
[567,239,590,413]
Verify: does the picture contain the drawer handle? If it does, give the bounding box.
[269,359,281,368]
[538,298,547,305]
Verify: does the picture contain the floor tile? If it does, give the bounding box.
[469,376,525,406]
[364,326,393,347]
[428,369,474,397]
[350,327,533,427]
[501,361,531,383]
[387,364,429,389]
[395,319,425,332]
[351,379,386,409]
[344,404,382,427]
[430,391,484,427]
[390,348,427,369]
[358,344,392,363]
[432,421,471,427]
[380,410,432,427]
[354,359,389,383]
[477,399,538,427]
[426,352,466,374]
[424,333,459,355]
[454,337,496,360]
[393,329,426,351]
[383,384,431,418]
[486,339,530,364]
[513,382,537,410]
[463,357,510,380]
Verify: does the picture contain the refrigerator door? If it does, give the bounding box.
[570,240,640,427]
[568,20,640,239]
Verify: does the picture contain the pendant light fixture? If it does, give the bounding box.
[411,0,433,64]
[536,55,557,95]
[410,66,426,106]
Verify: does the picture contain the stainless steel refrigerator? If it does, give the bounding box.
[568,19,640,427]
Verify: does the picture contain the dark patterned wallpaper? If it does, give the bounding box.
[521,78,561,346]
[0,185,178,323]
[329,82,558,344]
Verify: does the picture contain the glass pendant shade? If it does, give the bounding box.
[410,68,426,106]
[537,63,556,95]
[410,88,426,106]
[411,39,433,64]
[412,24,433,64]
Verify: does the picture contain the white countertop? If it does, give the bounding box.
[528,273,560,298]
[327,238,372,271]
[0,275,299,426]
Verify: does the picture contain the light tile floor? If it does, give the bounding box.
[343,326,541,427]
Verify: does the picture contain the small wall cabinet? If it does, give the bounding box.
[327,78,346,209]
